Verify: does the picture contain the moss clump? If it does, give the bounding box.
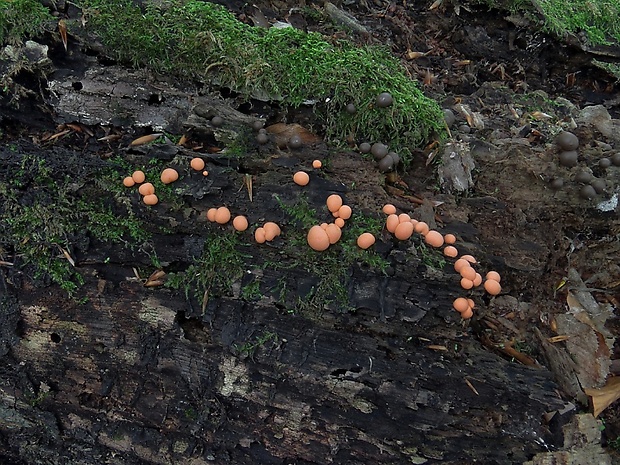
[0,154,150,295]
[536,0,620,45]
[165,233,248,301]
[77,0,444,158]
[0,0,52,46]
[475,0,620,45]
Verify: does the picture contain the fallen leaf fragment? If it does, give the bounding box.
[57,245,75,266]
[427,345,448,351]
[144,270,166,287]
[58,19,68,51]
[429,0,443,10]
[265,123,321,148]
[464,378,479,395]
[245,174,253,202]
[584,376,620,417]
[130,133,162,147]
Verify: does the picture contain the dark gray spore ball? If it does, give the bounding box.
[252,120,264,131]
[574,171,592,184]
[591,178,606,194]
[387,152,400,166]
[256,133,269,145]
[459,124,471,134]
[211,116,224,127]
[443,109,456,127]
[612,152,620,166]
[345,103,356,114]
[288,135,303,149]
[579,184,596,199]
[371,143,389,160]
[559,150,578,167]
[288,136,303,149]
[556,131,579,151]
[378,154,395,172]
[359,142,371,154]
[550,178,564,190]
[376,92,393,108]
[599,157,611,169]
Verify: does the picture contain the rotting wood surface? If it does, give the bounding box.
[1,265,565,464]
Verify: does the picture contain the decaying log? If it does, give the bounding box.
[0,261,568,464]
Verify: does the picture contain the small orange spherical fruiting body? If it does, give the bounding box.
[453,297,469,313]
[138,182,155,196]
[454,258,470,273]
[190,157,205,171]
[424,230,444,248]
[232,215,249,232]
[386,214,399,233]
[335,218,345,228]
[132,170,146,184]
[123,176,135,187]
[161,168,179,184]
[460,265,477,281]
[394,221,414,240]
[460,308,474,319]
[473,273,483,287]
[214,206,231,224]
[357,232,375,249]
[443,245,458,258]
[206,208,217,222]
[312,159,322,169]
[484,279,502,296]
[486,271,501,283]
[254,227,266,244]
[307,225,330,251]
[414,221,430,236]
[293,171,310,186]
[263,222,281,241]
[444,233,457,244]
[326,194,343,213]
[143,194,158,205]
[325,223,342,244]
[460,278,474,290]
[461,254,477,264]
[338,205,352,220]
[382,204,397,215]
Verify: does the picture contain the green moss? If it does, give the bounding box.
[272,194,388,314]
[0,155,150,295]
[77,0,444,158]
[165,233,248,301]
[475,0,620,45]
[0,0,52,45]
[536,0,620,45]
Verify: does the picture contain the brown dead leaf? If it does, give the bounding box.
[144,269,166,287]
[58,19,68,51]
[427,345,448,351]
[129,133,162,147]
[464,378,479,395]
[266,123,322,148]
[57,245,75,267]
[584,376,620,417]
[502,341,538,366]
[429,0,443,10]
[244,174,253,202]
[406,50,428,60]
